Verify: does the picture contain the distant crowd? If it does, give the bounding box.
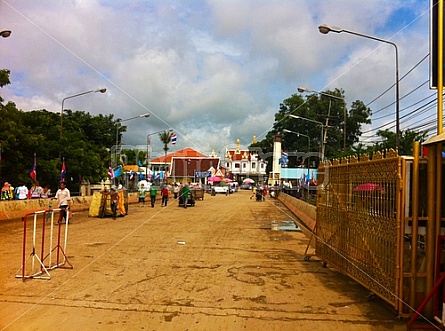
[0,181,52,200]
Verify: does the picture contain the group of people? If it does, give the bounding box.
[1,180,71,223]
[1,181,52,201]
[250,185,269,201]
[137,183,167,208]
[137,182,191,208]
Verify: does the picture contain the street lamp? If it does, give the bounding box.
[0,30,11,38]
[298,87,346,150]
[283,129,310,152]
[289,114,325,158]
[319,24,400,151]
[114,113,151,167]
[60,88,107,139]
[146,128,173,179]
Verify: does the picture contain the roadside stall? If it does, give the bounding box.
[88,189,128,218]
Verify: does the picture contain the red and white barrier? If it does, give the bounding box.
[15,207,73,281]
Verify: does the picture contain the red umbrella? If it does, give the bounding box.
[208,176,221,182]
[222,178,233,183]
[353,183,384,192]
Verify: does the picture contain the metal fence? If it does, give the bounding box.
[316,150,406,313]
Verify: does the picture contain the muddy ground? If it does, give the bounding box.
[0,190,406,330]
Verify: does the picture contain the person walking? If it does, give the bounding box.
[161,185,169,207]
[250,186,257,200]
[138,183,147,207]
[262,186,268,201]
[54,181,71,223]
[182,184,190,209]
[173,183,179,200]
[150,185,157,208]
[110,187,119,219]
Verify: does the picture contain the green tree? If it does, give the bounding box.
[0,102,119,191]
[0,72,118,190]
[0,69,11,90]
[373,129,427,156]
[159,130,173,157]
[254,89,374,171]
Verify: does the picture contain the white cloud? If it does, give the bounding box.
[0,0,433,154]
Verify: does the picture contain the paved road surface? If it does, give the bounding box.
[0,191,406,330]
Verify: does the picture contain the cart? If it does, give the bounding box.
[178,195,195,207]
[192,188,205,200]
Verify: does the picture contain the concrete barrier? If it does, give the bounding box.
[278,193,316,232]
[0,192,140,221]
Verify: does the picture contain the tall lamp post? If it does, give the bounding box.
[114,113,150,168]
[0,28,10,183]
[0,30,11,38]
[145,128,173,179]
[289,114,325,159]
[297,87,346,150]
[318,24,400,152]
[60,88,107,139]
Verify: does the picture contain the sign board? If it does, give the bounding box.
[194,171,212,178]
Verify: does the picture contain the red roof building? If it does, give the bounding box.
[149,147,221,183]
[150,147,207,164]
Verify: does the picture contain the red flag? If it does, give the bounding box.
[107,166,114,179]
[60,159,66,182]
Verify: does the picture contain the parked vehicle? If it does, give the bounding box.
[240,184,253,190]
[213,185,228,194]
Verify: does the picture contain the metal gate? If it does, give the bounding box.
[316,149,413,315]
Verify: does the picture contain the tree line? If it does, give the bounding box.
[252,88,427,169]
[0,69,123,192]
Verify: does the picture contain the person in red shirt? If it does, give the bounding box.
[262,186,268,201]
[161,185,169,207]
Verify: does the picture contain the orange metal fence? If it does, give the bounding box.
[315,148,442,318]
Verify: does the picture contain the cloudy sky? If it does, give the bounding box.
[0,0,434,157]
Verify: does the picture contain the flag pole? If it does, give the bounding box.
[33,153,37,182]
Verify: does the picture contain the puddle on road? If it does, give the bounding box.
[270,219,301,232]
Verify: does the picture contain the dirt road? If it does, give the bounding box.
[0,191,405,330]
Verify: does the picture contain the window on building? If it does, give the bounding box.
[243,163,247,168]
[226,163,230,168]
[252,162,256,169]
[235,163,240,168]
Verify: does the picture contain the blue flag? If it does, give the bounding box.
[114,166,122,178]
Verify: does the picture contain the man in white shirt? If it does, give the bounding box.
[54,182,71,223]
[17,184,28,200]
